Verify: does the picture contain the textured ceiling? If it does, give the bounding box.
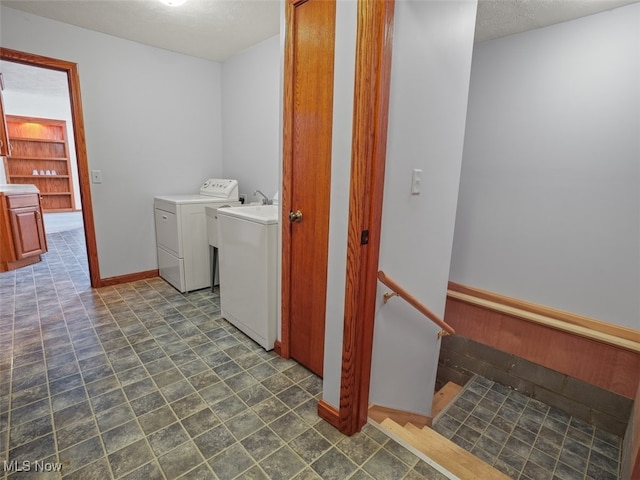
[1,0,639,97]
[1,0,281,63]
[475,0,639,43]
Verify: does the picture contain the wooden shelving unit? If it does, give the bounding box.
[3,115,75,212]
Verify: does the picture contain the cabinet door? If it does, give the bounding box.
[9,206,47,259]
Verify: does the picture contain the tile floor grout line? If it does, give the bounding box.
[77,282,191,479]
[145,283,241,480]
[71,285,146,480]
[484,380,518,475]
[3,269,17,480]
[40,251,68,476]
[95,280,197,480]
[41,229,110,479]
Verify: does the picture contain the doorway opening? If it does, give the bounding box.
[0,48,100,287]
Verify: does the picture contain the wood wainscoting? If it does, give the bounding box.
[445,282,640,399]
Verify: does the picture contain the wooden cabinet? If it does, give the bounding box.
[3,115,75,212]
[0,188,47,272]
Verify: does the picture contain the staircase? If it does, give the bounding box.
[369,382,512,480]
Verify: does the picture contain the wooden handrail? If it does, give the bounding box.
[377,271,455,336]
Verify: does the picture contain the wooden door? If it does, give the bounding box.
[282,0,336,377]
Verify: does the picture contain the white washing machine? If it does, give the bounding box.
[154,179,240,293]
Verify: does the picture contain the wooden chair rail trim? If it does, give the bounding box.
[377,271,455,335]
[447,284,640,353]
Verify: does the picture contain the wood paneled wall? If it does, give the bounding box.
[444,287,640,400]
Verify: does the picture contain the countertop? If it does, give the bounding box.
[0,184,40,195]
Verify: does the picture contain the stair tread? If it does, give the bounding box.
[431,381,462,417]
[368,404,431,428]
[380,418,511,480]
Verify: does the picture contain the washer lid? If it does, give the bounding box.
[154,194,233,205]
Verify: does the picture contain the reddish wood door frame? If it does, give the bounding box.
[0,48,101,287]
[337,0,395,436]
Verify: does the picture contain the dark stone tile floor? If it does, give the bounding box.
[0,227,447,479]
[433,375,622,480]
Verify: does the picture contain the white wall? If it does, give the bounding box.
[321,0,358,409]
[1,6,223,279]
[3,89,82,209]
[221,36,280,202]
[367,0,477,415]
[450,3,640,329]
[221,32,283,346]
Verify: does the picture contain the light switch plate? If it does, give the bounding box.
[411,168,422,195]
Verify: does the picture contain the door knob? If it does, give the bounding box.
[288,210,303,223]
